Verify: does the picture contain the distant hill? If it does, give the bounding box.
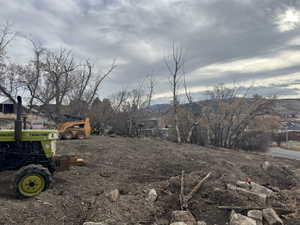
[273,99,300,116]
[150,98,300,117]
[148,104,170,113]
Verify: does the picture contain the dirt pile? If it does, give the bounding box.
[0,136,299,225]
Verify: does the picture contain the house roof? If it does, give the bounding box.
[280,121,300,131]
[287,121,300,131]
[0,96,6,103]
[0,98,14,104]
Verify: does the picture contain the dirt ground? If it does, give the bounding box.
[0,136,300,225]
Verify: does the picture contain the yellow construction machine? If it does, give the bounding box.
[58,116,91,140]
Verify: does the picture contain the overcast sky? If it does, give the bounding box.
[1,0,300,103]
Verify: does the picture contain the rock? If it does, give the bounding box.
[227,184,238,191]
[119,184,132,195]
[103,218,119,225]
[107,189,120,202]
[227,184,267,206]
[247,210,262,220]
[262,161,271,171]
[294,168,300,177]
[146,188,158,202]
[170,223,188,225]
[247,210,263,225]
[197,222,207,225]
[237,181,273,196]
[171,210,197,225]
[157,218,169,225]
[83,222,107,225]
[262,208,283,225]
[230,211,257,225]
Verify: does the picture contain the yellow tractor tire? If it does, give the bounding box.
[14,164,52,199]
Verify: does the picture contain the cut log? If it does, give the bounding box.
[262,208,283,225]
[185,172,211,202]
[227,184,267,206]
[236,181,274,197]
[180,170,185,209]
[180,172,211,209]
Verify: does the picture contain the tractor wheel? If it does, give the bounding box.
[14,164,52,199]
[76,131,85,140]
[63,131,73,140]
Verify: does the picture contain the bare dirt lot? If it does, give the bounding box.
[0,136,300,225]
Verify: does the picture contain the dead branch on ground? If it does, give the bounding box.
[179,171,212,209]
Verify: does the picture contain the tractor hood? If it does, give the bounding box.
[0,130,59,142]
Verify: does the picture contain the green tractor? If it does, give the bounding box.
[0,96,81,198]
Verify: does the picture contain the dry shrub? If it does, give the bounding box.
[237,130,271,152]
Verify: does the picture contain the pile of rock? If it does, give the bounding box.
[83,179,288,225]
[230,208,283,225]
[226,180,285,225]
[227,180,274,207]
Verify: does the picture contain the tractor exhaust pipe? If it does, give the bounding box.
[15,96,22,143]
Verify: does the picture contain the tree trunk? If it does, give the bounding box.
[187,122,199,143]
[175,113,181,143]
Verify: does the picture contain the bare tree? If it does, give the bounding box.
[202,85,275,149]
[0,22,14,60]
[108,74,155,137]
[0,22,15,100]
[165,43,185,143]
[85,59,117,106]
[110,89,130,112]
[28,39,45,109]
[36,48,76,121]
[145,73,155,108]
[71,60,93,102]
[17,39,46,110]
[183,72,192,104]
[0,84,16,104]
[182,70,197,143]
[70,59,116,105]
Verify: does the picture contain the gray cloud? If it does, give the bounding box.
[1,0,300,102]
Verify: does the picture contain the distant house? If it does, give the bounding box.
[278,121,300,141]
[0,98,55,129]
[0,98,14,114]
